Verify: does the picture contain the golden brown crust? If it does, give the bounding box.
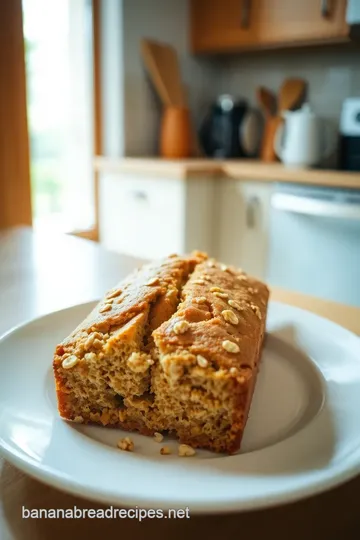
[53,252,269,454]
[55,252,206,357]
[153,260,269,374]
[152,259,268,453]
[53,252,207,419]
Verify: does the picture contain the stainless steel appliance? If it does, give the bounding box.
[267,183,360,307]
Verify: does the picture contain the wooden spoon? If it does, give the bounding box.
[257,86,276,118]
[261,78,307,163]
[278,78,307,113]
[257,86,279,162]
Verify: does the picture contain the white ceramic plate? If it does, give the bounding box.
[0,301,360,513]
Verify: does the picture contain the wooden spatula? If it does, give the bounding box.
[141,38,202,158]
[141,39,185,107]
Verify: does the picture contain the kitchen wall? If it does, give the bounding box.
[217,45,360,124]
[100,0,219,157]
[100,2,360,159]
[122,0,219,156]
[215,46,360,166]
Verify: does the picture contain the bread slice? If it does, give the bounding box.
[53,253,269,453]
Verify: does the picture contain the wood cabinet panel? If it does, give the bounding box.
[191,0,349,53]
[0,0,32,228]
[253,0,349,45]
[191,0,258,52]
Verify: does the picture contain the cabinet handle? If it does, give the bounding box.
[321,0,330,18]
[240,0,251,28]
[246,196,259,229]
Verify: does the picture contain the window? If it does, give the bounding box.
[23,0,95,233]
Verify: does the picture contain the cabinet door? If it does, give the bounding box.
[215,180,273,279]
[191,0,258,53]
[191,0,348,53]
[99,174,184,260]
[253,0,348,46]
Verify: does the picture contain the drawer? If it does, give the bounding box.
[215,179,272,278]
[99,174,185,259]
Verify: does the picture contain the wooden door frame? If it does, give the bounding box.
[90,0,102,242]
[71,0,102,242]
[0,0,32,229]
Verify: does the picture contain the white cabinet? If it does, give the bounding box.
[215,180,273,279]
[99,171,273,275]
[99,173,216,260]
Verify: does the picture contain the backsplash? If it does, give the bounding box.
[212,45,360,167]
[100,0,360,160]
[216,46,360,124]
[100,0,218,157]
[122,0,219,156]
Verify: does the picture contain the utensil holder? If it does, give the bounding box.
[160,107,192,159]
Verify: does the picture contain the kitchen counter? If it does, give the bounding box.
[1,227,360,540]
[94,156,360,189]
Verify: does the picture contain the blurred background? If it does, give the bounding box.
[23,0,94,233]
[1,0,360,306]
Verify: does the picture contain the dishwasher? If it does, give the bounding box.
[267,183,360,307]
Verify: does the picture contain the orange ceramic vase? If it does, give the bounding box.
[160,106,192,159]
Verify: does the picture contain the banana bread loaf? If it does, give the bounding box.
[53,253,269,453]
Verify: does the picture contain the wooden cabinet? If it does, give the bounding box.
[191,0,259,52]
[214,180,273,279]
[191,0,349,53]
[99,173,216,260]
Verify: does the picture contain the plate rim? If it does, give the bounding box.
[0,431,360,514]
[0,300,360,513]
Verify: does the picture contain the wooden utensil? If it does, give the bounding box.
[278,78,307,113]
[257,86,276,118]
[260,79,307,162]
[141,41,171,105]
[141,39,185,107]
[260,116,284,162]
[257,86,278,162]
[268,78,307,163]
[141,38,202,157]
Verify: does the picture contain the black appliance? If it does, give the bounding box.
[339,98,360,171]
[347,0,360,41]
[199,95,262,159]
